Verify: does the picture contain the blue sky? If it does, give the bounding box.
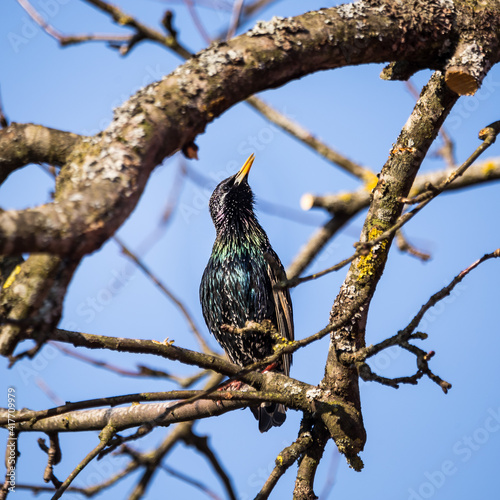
[1,1,500,499]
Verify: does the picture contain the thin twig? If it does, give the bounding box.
[255,431,313,499]
[183,0,212,43]
[396,230,431,261]
[17,0,132,47]
[215,0,279,40]
[246,96,376,183]
[34,378,64,406]
[402,121,500,204]
[160,462,223,500]
[125,423,193,500]
[319,448,340,500]
[404,248,500,336]
[83,0,192,56]
[282,123,500,289]
[226,0,245,39]
[183,430,237,500]
[50,341,208,386]
[51,425,116,500]
[341,248,500,391]
[9,483,94,497]
[114,235,210,353]
[38,433,62,486]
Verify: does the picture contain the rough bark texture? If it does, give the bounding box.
[1,0,500,494]
[324,73,458,429]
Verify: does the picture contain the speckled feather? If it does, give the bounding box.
[200,156,293,432]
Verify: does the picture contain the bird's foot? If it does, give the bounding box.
[217,379,243,391]
[215,379,243,407]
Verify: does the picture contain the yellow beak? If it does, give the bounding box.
[234,153,255,185]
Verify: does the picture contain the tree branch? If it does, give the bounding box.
[321,71,460,462]
[246,96,376,182]
[255,429,313,500]
[52,424,116,499]
[0,0,481,257]
[0,123,81,184]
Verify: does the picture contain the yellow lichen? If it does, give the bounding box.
[356,228,387,280]
[3,265,21,289]
[363,172,378,192]
[481,161,496,176]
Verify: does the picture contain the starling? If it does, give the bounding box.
[200,154,294,432]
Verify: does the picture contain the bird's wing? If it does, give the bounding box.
[264,251,294,376]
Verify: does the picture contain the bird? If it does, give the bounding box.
[200,153,294,432]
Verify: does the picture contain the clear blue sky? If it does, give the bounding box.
[1,1,500,499]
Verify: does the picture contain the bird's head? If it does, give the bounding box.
[209,154,256,232]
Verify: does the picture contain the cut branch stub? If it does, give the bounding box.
[444,40,490,95]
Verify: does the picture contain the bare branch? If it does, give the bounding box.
[339,248,500,393]
[402,121,500,204]
[395,230,431,262]
[255,430,313,499]
[293,420,331,498]
[114,236,211,353]
[17,0,132,47]
[126,422,193,500]
[82,0,192,57]
[183,430,237,500]
[51,341,209,386]
[282,120,500,288]
[246,96,376,183]
[226,0,245,40]
[51,425,116,499]
[183,0,212,43]
[404,248,500,337]
[0,123,81,184]
[38,433,62,486]
[160,462,223,500]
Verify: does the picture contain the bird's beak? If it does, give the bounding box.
[234,154,255,185]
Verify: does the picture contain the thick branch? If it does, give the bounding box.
[0,123,81,184]
[2,0,486,256]
[0,255,77,356]
[323,71,459,439]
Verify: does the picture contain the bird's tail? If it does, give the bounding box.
[251,403,286,432]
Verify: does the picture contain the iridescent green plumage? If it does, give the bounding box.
[199,154,294,432]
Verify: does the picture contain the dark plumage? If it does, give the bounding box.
[200,154,294,432]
